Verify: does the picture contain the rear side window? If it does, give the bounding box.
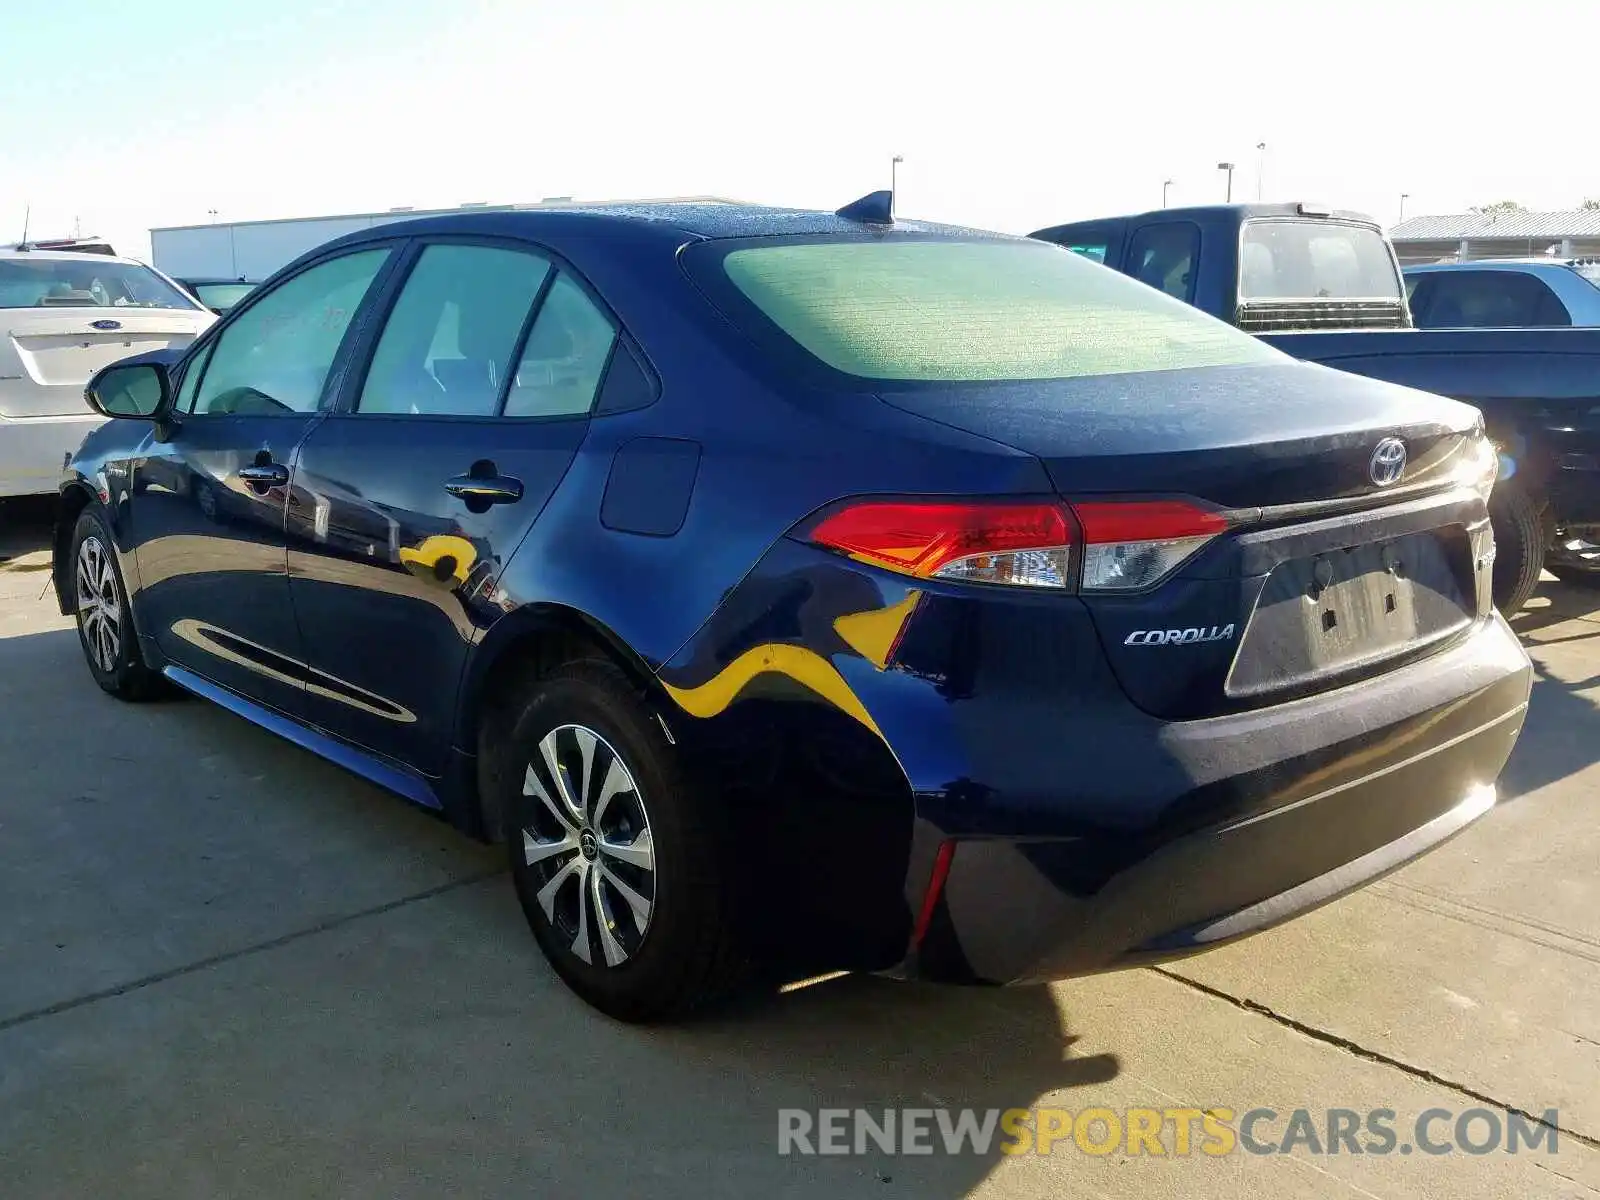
[1125,223,1199,302]
[701,237,1277,383]
[358,244,552,416]
[1409,270,1571,328]
[504,273,618,418]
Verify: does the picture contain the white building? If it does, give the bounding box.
[149,196,749,280]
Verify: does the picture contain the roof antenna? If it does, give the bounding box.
[835,189,895,225]
[19,204,30,251]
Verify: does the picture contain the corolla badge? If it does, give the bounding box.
[1369,437,1407,487]
[90,319,122,331]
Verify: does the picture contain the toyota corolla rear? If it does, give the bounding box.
[663,231,1532,986]
[0,251,213,496]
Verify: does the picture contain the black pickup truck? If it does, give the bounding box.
[1032,203,1600,612]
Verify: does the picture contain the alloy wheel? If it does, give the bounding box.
[75,536,122,674]
[521,724,656,968]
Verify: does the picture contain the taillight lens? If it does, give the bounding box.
[809,500,1075,588]
[1074,499,1230,592]
[808,496,1228,592]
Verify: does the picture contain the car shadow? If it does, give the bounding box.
[0,622,1110,1198]
[457,881,1116,1195]
[0,496,57,567]
[1499,577,1600,802]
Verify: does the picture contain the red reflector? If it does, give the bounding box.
[1071,499,1229,544]
[810,500,1072,578]
[910,840,957,949]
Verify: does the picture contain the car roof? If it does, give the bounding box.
[1030,202,1382,240]
[315,200,1020,256]
[0,247,150,267]
[1403,259,1578,273]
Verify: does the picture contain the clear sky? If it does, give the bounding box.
[3,0,1596,260]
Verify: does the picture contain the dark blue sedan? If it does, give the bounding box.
[54,195,1531,1021]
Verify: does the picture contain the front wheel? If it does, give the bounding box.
[70,508,163,700]
[498,658,744,1022]
[1488,484,1546,614]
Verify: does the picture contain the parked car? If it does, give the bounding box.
[1033,204,1600,609]
[175,276,259,316]
[1404,259,1600,328]
[0,247,215,498]
[1031,202,1412,333]
[55,196,1530,1021]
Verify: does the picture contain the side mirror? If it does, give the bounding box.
[85,361,172,420]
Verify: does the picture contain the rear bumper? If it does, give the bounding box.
[902,613,1530,984]
[0,411,104,498]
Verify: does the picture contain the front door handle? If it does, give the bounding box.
[445,463,524,508]
[238,463,290,488]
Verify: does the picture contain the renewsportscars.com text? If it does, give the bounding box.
[778,1106,1561,1158]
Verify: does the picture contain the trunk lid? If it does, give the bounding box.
[879,361,1489,718]
[1,309,213,417]
[876,361,1480,509]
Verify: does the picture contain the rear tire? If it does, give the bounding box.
[496,657,744,1022]
[69,508,164,701]
[1488,484,1545,614]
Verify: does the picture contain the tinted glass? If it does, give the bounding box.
[359,244,551,416]
[0,258,199,310]
[503,273,617,418]
[1066,243,1108,264]
[192,282,257,310]
[1239,220,1402,300]
[1411,270,1571,328]
[175,340,215,413]
[191,248,389,416]
[705,237,1278,383]
[1125,223,1199,301]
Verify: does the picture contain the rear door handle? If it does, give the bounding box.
[238,463,290,488]
[444,472,524,506]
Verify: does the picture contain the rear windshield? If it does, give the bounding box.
[696,237,1279,383]
[190,282,257,310]
[0,258,200,310]
[1239,220,1402,301]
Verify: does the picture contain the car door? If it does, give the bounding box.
[286,238,631,774]
[130,245,398,713]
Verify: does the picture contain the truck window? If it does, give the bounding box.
[1410,270,1571,328]
[1125,223,1199,303]
[1239,220,1401,301]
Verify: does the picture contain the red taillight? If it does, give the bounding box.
[807,495,1228,592]
[809,499,1075,588]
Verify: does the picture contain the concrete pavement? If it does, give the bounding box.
[1,496,1596,1198]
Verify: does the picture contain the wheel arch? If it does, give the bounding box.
[459,602,674,842]
[52,482,98,615]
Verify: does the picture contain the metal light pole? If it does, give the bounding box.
[1162,179,1175,208]
[1217,162,1235,203]
[1399,193,1409,224]
[891,155,904,196]
[1255,142,1267,200]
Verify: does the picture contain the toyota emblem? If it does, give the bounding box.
[1369,437,1407,487]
